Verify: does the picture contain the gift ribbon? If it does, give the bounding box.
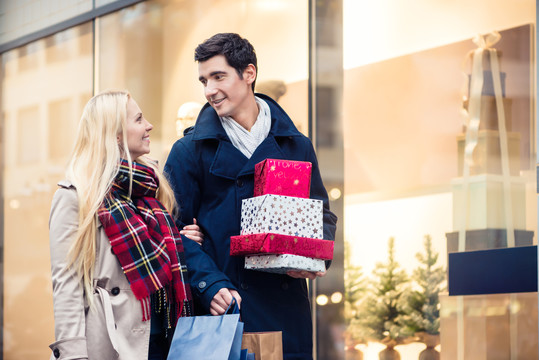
[490,43,516,249]
[458,31,517,360]
[458,31,515,251]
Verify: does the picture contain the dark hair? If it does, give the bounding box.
[194,33,257,91]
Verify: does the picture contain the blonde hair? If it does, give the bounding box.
[65,89,177,302]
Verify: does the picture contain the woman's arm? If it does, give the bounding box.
[49,186,89,359]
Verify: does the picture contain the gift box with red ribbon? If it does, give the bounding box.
[230,233,334,260]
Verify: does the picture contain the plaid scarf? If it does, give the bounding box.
[97,159,193,325]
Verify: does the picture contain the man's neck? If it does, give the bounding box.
[230,96,259,131]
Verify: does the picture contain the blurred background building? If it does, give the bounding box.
[0,1,536,359]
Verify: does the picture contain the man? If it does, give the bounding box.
[164,33,337,360]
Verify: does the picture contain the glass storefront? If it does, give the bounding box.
[0,23,93,359]
[310,1,345,358]
[0,0,536,359]
[97,0,310,165]
[2,1,312,358]
[342,1,537,359]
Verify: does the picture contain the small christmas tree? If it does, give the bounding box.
[344,241,367,350]
[397,235,445,337]
[356,237,409,343]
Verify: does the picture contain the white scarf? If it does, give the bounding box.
[219,96,271,159]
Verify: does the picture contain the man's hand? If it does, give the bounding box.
[210,288,242,315]
[286,270,326,280]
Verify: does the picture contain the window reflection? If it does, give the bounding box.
[0,1,535,359]
[342,0,537,358]
[312,0,345,358]
[99,0,309,166]
[17,105,41,164]
[1,23,93,359]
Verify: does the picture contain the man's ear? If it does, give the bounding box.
[244,64,257,86]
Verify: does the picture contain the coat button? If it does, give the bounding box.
[236,179,243,187]
[241,283,248,290]
[198,281,207,289]
[111,287,120,296]
[53,348,60,358]
[281,282,289,290]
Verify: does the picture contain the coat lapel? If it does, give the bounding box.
[210,141,248,180]
[193,94,302,180]
[237,136,286,177]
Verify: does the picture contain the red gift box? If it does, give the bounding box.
[254,159,312,198]
[230,233,334,260]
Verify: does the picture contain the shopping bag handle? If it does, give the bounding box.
[225,297,240,315]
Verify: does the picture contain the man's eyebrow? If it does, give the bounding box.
[199,70,227,82]
[210,71,227,76]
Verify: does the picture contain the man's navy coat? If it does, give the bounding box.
[164,94,337,360]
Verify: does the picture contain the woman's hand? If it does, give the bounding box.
[180,218,204,245]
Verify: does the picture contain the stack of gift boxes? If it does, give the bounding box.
[447,48,533,250]
[230,158,334,274]
[440,38,536,360]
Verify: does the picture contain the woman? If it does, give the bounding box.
[49,90,201,360]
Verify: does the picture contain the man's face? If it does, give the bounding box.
[198,55,254,120]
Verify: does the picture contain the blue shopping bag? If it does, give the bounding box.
[240,349,256,360]
[167,299,244,360]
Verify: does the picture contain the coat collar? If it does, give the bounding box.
[58,179,75,189]
[189,93,303,179]
[191,93,302,141]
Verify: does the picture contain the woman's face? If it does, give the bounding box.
[124,97,153,159]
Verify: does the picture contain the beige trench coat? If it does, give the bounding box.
[49,181,151,360]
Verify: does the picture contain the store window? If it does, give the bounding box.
[1,23,93,359]
[2,1,311,358]
[342,1,536,359]
[310,0,345,358]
